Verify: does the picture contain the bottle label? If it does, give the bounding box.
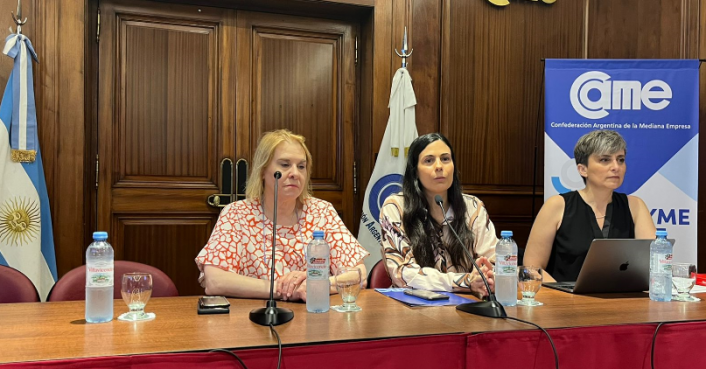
[652,253,673,273]
[307,257,328,279]
[87,264,114,287]
[496,255,517,275]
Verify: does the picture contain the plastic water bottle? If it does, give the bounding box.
[495,230,518,306]
[86,231,114,323]
[306,230,330,313]
[649,230,673,302]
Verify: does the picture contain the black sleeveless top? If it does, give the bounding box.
[546,191,635,282]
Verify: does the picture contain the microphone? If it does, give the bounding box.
[434,195,506,318]
[250,171,295,326]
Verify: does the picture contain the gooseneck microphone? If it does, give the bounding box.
[250,171,295,326]
[434,195,507,318]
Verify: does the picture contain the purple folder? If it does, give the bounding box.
[375,288,476,307]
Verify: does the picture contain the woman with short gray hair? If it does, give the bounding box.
[523,130,655,282]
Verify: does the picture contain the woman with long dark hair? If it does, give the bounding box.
[379,133,497,296]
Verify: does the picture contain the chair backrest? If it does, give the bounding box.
[0,265,40,303]
[367,259,392,289]
[47,260,179,302]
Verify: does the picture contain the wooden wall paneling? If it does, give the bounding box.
[86,0,99,250]
[341,20,359,226]
[587,0,687,59]
[353,0,392,234]
[389,0,407,95]
[254,29,337,182]
[408,0,442,135]
[471,191,541,248]
[370,0,393,151]
[440,0,586,247]
[439,0,451,137]
[120,23,211,180]
[33,0,87,276]
[155,0,373,20]
[220,10,237,165]
[442,0,585,188]
[116,217,215,296]
[236,11,358,225]
[356,10,374,234]
[234,8,253,168]
[0,0,35,88]
[683,0,700,59]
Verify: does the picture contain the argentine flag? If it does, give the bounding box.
[0,33,57,301]
[357,68,418,275]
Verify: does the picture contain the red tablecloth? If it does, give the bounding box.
[467,321,706,369]
[6,321,706,368]
[4,334,466,369]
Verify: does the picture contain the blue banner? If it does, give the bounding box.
[544,59,699,264]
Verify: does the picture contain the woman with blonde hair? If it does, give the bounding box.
[196,129,368,301]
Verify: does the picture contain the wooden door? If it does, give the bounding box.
[234,11,358,225]
[98,1,357,296]
[98,0,236,296]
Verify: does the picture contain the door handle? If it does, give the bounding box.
[234,158,248,201]
[207,158,248,208]
[207,158,234,208]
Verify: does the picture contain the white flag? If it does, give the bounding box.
[358,68,418,275]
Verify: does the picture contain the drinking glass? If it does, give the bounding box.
[672,263,700,302]
[517,266,544,306]
[331,267,363,312]
[118,272,155,321]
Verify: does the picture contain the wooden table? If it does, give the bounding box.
[2,288,706,367]
[0,290,461,363]
[416,288,706,331]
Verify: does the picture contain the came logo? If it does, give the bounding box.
[569,71,672,119]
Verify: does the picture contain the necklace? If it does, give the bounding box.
[260,199,304,268]
[591,207,606,220]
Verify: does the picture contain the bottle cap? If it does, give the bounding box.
[655,230,668,237]
[500,230,513,238]
[93,231,108,241]
[313,230,325,238]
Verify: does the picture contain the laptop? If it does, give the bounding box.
[543,238,675,294]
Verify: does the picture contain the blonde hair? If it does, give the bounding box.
[245,129,313,202]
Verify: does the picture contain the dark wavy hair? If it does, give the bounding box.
[402,133,474,269]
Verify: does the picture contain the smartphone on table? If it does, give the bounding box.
[197,296,230,314]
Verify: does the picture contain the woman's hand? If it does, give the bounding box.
[469,256,495,297]
[290,280,307,302]
[277,270,307,301]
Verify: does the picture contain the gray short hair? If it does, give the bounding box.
[574,130,627,167]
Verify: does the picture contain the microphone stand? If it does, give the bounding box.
[250,171,295,326]
[434,195,506,318]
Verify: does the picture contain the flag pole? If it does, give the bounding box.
[394,27,413,69]
[11,0,27,35]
